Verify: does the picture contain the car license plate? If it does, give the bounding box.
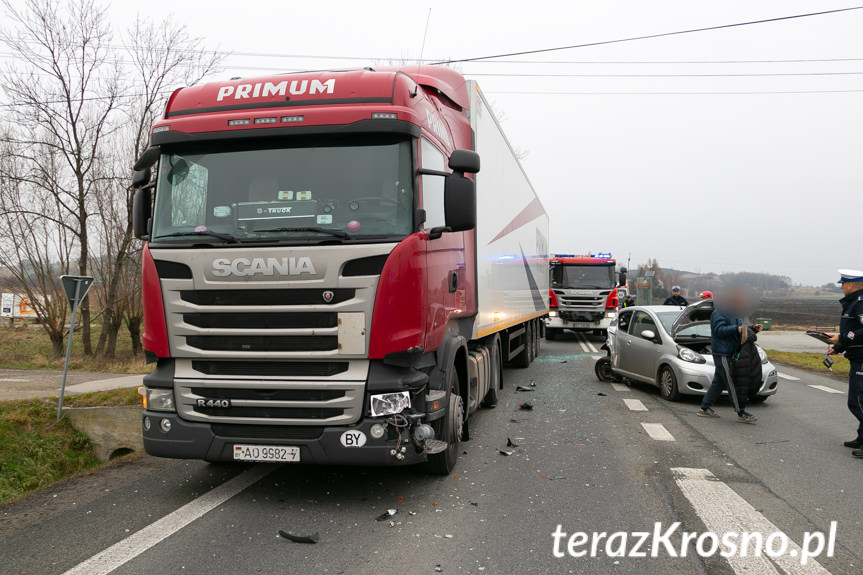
[233,444,300,462]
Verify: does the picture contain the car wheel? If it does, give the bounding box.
[658,366,680,401]
[595,357,616,382]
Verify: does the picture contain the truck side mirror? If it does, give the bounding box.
[448,149,480,174]
[133,187,152,240]
[443,174,476,233]
[133,146,161,171]
[131,168,151,189]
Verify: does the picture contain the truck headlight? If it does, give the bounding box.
[370,392,411,417]
[678,347,706,364]
[549,310,558,317]
[144,388,176,412]
[606,311,617,319]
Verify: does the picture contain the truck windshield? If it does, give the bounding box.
[151,138,414,243]
[550,264,615,289]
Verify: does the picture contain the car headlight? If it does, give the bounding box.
[678,346,706,364]
[370,392,411,417]
[757,346,768,365]
[144,388,176,412]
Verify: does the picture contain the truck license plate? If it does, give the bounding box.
[233,444,300,462]
[572,322,589,328]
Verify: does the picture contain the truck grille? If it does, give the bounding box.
[191,361,349,377]
[555,290,612,310]
[180,289,354,306]
[186,335,338,352]
[176,379,365,425]
[212,424,323,440]
[184,312,337,329]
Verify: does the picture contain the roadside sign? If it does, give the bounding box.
[57,275,95,420]
[60,275,94,308]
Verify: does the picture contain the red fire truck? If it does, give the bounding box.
[131,67,548,474]
[545,254,619,340]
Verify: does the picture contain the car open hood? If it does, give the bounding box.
[671,299,714,336]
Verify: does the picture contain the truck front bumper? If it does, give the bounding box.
[545,312,614,331]
[142,411,429,466]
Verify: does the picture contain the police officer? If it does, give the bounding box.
[664,286,688,306]
[827,269,863,457]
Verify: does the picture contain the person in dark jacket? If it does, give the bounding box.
[733,326,764,403]
[697,286,762,423]
[827,269,863,457]
[664,286,689,306]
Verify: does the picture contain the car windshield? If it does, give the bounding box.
[151,137,414,243]
[550,264,614,289]
[656,310,711,338]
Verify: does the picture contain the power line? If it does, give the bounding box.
[431,6,863,65]
[467,71,863,78]
[485,89,863,96]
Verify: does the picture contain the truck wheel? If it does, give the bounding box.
[512,322,531,368]
[422,368,464,475]
[546,328,558,341]
[658,366,680,401]
[595,357,616,382]
[482,336,502,408]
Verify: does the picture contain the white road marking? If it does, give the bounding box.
[576,333,599,354]
[808,384,843,394]
[591,355,604,360]
[672,467,832,575]
[624,398,648,412]
[611,383,629,392]
[61,464,276,575]
[0,377,32,382]
[778,372,801,381]
[641,422,675,441]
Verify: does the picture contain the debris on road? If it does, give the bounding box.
[506,437,519,447]
[597,392,607,396]
[499,450,514,456]
[376,509,398,521]
[445,534,453,539]
[470,501,479,507]
[530,380,536,387]
[519,401,533,410]
[278,530,320,544]
[515,386,534,392]
[435,565,443,572]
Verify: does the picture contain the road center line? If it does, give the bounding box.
[575,334,590,354]
[778,372,801,381]
[641,422,675,441]
[611,383,629,392]
[61,464,276,575]
[672,467,833,575]
[808,384,843,394]
[624,398,648,412]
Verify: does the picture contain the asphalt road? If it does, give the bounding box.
[1,335,861,575]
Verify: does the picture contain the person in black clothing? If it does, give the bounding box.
[827,269,863,457]
[733,325,764,404]
[664,286,688,306]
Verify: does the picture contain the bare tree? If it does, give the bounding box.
[93,16,223,357]
[0,129,75,356]
[0,0,122,355]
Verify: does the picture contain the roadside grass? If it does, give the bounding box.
[0,325,149,374]
[0,388,141,504]
[764,349,850,379]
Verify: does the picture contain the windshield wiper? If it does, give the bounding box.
[154,230,239,243]
[254,226,352,240]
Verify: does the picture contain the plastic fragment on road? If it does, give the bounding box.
[507,437,519,447]
[499,450,514,456]
[376,509,398,521]
[515,386,534,392]
[278,530,320,544]
[519,401,533,410]
[597,392,607,396]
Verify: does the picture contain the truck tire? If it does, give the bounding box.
[422,368,464,475]
[512,322,531,368]
[482,336,502,408]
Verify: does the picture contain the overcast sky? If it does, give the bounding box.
[10,0,863,286]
